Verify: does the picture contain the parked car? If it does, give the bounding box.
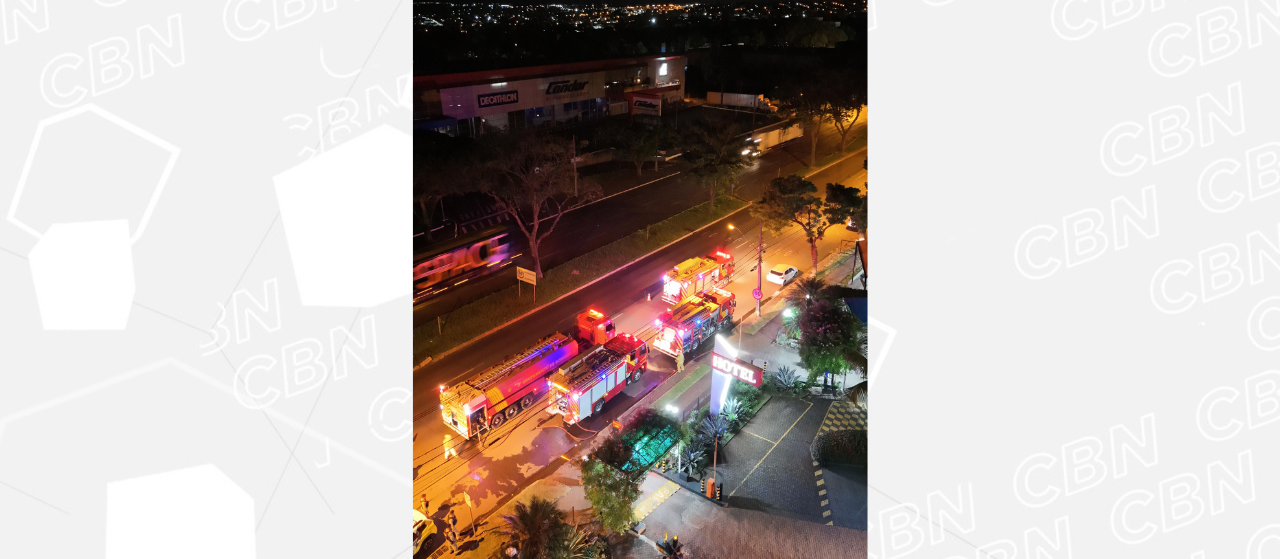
[766,264,799,285]
[414,509,436,554]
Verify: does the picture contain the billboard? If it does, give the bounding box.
[711,352,764,387]
[631,95,662,116]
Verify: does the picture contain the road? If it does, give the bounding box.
[413,116,866,324]
[412,141,866,557]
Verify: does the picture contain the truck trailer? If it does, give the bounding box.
[440,310,616,439]
[662,251,735,304]
[651,288,737,357]
[546,334,649,424]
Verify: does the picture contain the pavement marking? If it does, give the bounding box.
[821,499,828,506]
[816,479,824,486]
[632,480,681,523]
[818,489,826,496]
[728,400,814,498]
[814,470,822,476]
[818,399,867,434]
[741,430,778,444]
[826,521,833,526]
[823,510,831,518]
[812,461,819,467]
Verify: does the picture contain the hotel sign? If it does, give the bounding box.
[711,352,763,387]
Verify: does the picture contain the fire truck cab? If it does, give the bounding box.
[547,334,649,424]
[576,308,616,346]
[662,251,735,304]
[652,288,736,357]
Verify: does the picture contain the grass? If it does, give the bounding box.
[414,195,750,362]
[652,364,711,414]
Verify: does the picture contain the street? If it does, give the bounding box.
[412,136,865,556]
[413,116,866,324]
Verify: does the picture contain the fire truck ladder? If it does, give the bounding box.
[470,335,567,391]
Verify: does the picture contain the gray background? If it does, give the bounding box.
[871,0,1275,557]
[0,1,410,557]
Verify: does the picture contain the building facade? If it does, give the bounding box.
[415,55,686,136]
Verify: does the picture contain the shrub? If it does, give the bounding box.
[719,397,744,432]
[811,428,867,467]
[696,414,729,445]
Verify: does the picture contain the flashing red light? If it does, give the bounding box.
[439,385,445,394]
[716,251,731,259]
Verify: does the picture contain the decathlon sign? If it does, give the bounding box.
[711,352,763,387]
[478,90,519,109]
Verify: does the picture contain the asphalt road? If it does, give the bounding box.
[412,118,866,324]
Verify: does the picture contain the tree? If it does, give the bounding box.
[579,457,641,536]
[787,275,838,312]
[777,80,829,167]
[622,126,660,176]
[824,76,867,153]
[413,133,475,240]
[479,131,603,278]
[497,496,568,559]
[753,175,865,274]
[545,523,596,559]
[682,117,753,212]
[797,299,864,388]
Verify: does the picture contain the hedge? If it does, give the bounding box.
[811,428,867,467]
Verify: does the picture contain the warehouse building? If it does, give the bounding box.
[414,54,686,137]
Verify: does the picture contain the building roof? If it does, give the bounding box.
[415,54,686,90]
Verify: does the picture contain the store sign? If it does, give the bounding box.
[631,95,661,116]
[545,80,589,95]
[711,352,763,387]
[477,90,520,109]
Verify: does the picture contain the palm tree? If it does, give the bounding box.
[545,523,593,559]
[787,276,834,312]
[498,496,567,559]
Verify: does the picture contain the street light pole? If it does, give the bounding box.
[756,220,764,318]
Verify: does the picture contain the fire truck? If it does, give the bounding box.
[662,251,735,304]
[651,287,737,357]
[546,334,649,424]
[440,310,617,439]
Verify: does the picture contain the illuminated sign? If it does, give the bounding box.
[477,90,519,108]
[711,352,763,387]
[545,80,589,95]
[631,95,661,116]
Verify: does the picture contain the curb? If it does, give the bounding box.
[417,201,754,370]
[802,146,867,180]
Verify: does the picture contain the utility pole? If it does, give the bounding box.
[572,135,578,197]
[756,220,764,318]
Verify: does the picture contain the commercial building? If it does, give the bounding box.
[414,54,686,136]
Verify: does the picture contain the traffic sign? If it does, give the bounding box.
[463,492,472,507]
[516,267,537,285]
[752,288,762,300]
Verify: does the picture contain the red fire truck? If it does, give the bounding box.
[652,288,736,357]
[440,310,617,439]
[546,334,649,424]
[661,251,735,304]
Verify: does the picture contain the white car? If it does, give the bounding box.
[766,264,799,286]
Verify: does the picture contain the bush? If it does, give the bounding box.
[811,428,867,467]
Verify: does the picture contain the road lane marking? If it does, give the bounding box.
[816,479,824,486]
[818,489,826,496]
[821,499,828,506]
[741,430,777,444]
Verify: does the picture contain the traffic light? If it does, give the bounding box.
[716,483,723,501]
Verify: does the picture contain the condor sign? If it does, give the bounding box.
[631,95,662,116]
[711,352,763,387]
[478,90,519,109]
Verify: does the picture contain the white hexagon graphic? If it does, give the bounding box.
[28,220,134,329]
[273,124,410,307]
[106,464,254,559]
[9,104,179,330]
